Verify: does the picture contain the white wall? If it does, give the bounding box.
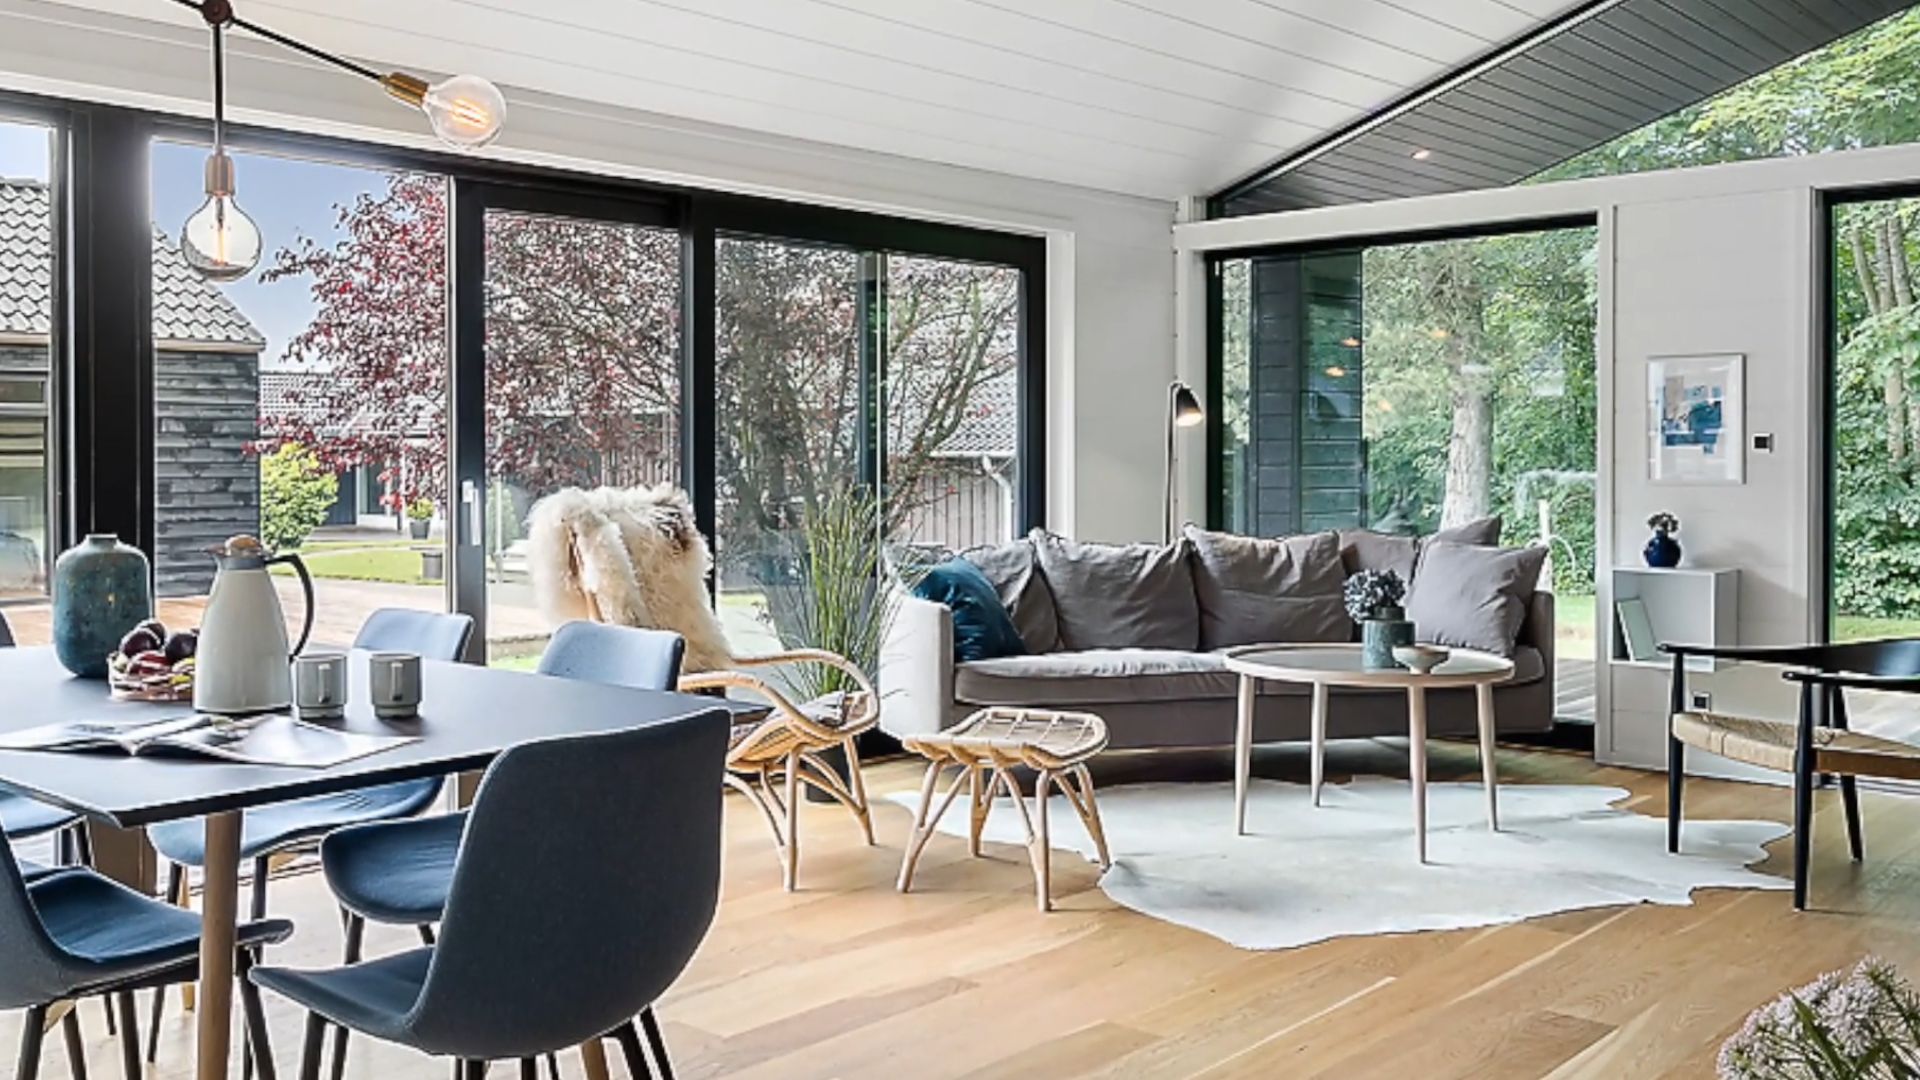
[0,0,1177,542]
[1175,142,1920,774]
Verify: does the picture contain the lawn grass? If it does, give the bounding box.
[271,547,437,585]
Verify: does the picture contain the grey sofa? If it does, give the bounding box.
[879,527,1556,751]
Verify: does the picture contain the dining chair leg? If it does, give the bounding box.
[611,1022,652,1080]
[19,1004,47,1080]
[113,993,139,1080]
[59,1006,85,1080]
[417,924,436,946]
[640,1008,675,1080]
[147,862,186,1062]
[545,1055,559,1080]
[328,911,365,1080]
[237,952,278,1080]
[71,824,95,869]
[296,1013,327,1080]
[518,1061,537,1080]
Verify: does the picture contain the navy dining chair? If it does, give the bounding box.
[0,610,92,878]
[144,608,474,1060]
[317,621,687,1079]
[0,842,291,1080]
[252,705,730,1079]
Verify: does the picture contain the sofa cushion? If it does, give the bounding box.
[1031,531,1198,651]
[955,649,1237,705]
[1338,516,1504,581]
[1404,540,1547,657]
[1183,526,1350,650]
[911,558,1026,663]
[961,538,1060,653]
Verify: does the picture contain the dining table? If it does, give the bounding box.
[0,645,726,1080]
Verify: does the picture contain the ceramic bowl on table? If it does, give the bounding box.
[1391,644,1452,674]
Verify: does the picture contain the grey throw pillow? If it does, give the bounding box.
[961,537,1060,653]
[1030,530,1199,651]
[1404,540,1547,657]
[1184,526,1350,649]
[1339,515,1504,581]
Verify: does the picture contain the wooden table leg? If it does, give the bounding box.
[195,810,242,1080]
[580,1037,611,1080]
[1475,682,1499,831]
[1407,686,1428,864]
[1309,681,1328,807]
[1234,674,1255,835]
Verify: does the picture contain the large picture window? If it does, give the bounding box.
[1214,225,1597,720]
[0,118,56,621]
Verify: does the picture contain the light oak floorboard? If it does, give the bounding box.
[8,738,1920,1078]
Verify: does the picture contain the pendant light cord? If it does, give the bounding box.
[167,0,384,83]
[209,20,225,155]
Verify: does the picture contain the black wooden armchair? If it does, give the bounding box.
[1662,639,1920,910]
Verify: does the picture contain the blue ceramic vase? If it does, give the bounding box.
[1644,529,1682,569]
[52,534,153,678]
[1362,607,1415,670]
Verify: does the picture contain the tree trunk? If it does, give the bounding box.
[1442,365,1494,528]
[1852,221,1907,465]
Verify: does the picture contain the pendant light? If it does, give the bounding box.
[180,6,262,283]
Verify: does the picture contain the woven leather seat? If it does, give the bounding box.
[1674,711,1920,781]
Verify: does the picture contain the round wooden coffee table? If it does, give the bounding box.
[1223,643,1514,863]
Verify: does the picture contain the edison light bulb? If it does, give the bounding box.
[423,75,505,149]
[181,153,261,283]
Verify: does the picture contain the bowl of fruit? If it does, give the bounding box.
[106,619,199,703]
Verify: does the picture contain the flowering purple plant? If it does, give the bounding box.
[1719,957,1920,1078]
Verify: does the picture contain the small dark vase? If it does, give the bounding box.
[1644,529,1682,569]
[51,534,152,678]
[1361,605,1415,669]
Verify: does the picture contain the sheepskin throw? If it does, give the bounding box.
[525,484,735,673]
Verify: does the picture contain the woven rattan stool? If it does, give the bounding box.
[897,707,1112,911]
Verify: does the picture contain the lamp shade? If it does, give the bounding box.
[1170,382,1205,427]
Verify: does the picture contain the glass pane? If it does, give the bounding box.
[882,255,1021,551]
[715,236,861,655]
[1831,197,1920,750]
[0,120,55,628]
[481,209,682,667]
[152,140,450,646]
[1214,228,1599,722]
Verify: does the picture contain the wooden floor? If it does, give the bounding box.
[8,739,1920,1079]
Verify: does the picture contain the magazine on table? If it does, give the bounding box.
[0,713,416,769]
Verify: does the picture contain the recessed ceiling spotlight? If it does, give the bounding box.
[1410,148,1433,161]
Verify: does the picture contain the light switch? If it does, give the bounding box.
[1752,432,1773,451]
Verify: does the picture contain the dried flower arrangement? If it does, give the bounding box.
[1719,956,1920,1079]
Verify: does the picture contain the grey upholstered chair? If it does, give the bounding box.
[252,705,731,1078]
[317,620,688,1079]
[0,609,91,875]
[0,843,291,1080]
[144,608,475,1060]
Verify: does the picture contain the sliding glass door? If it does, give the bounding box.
[452,183,681,664]
[1213,225,1598,722]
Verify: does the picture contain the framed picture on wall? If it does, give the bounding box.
[1648,353,1745,484]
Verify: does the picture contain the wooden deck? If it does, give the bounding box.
[5,739,1919,1078]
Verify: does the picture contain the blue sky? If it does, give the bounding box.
[1,119,382,365]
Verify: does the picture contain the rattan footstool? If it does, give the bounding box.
[897,707,1112,912]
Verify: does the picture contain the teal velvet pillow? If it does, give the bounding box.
[913,558,1027,663]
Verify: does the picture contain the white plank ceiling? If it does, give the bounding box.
[37,0,1581,199]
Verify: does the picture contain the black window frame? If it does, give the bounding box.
[2,85,1046,627]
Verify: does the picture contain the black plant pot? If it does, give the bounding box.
[804,729,900,804]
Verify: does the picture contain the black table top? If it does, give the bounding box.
[0,646,725,828]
